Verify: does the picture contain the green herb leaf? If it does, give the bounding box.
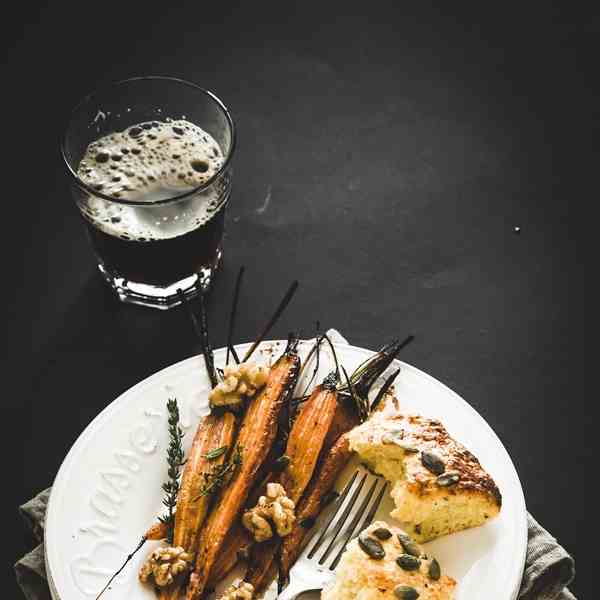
[196,445,244,499]
[159,399,186,544]
[204,446,229,460]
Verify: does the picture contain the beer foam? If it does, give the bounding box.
[76,120,228,241]
[77,119,224,202]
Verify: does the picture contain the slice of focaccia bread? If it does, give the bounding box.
[321,520,455,600]
[347,414,501,543]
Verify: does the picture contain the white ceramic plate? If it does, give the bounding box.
[46,340,527,600]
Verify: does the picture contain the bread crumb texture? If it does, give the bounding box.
[347,413,501,543]
[321,521,456,599]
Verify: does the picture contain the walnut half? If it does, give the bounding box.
[217,581,255,600]
[242,482,296,542]
[138,546,193,588]
[209,362,270,409]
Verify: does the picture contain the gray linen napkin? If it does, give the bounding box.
[16,330,576,599]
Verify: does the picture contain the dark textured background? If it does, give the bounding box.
[4,2,593,597]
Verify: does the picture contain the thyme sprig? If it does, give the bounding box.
[158,399,186,544]
[95,398,185,599]
[196,445,243,499]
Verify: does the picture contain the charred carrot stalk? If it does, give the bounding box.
[186,340,301,600]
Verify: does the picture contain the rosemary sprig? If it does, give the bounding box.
[158,399,186,544]
[335,335,414,422]
[341,365,369,422]
[196,445,243,499]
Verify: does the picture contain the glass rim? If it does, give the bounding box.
[60,76,236,207]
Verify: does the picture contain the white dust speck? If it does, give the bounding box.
[93,110,107,123]
[256,185,272,214]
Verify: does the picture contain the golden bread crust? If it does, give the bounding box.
[321,520,455,600]
[348,413,501,542]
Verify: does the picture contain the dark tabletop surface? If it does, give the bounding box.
[4,2,592,596]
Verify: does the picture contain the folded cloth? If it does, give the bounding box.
[15,489,51,600]
[15,330,576,600]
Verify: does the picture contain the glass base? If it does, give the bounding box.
[97,249,222,310]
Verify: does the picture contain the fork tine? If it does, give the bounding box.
[328,479,388,570]
[326,478,379,568]
[315,472,368,564]
[306,470,359,559]
[361,480,388,529]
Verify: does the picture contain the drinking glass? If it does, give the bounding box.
[61,76,236,309]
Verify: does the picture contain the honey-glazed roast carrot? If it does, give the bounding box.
[207,523,253,588]
[243,380,338,590]
[207,383,347,588]
[278,382,403,585]
[277,345,405,585]
[223,338,410,593]
[186,339,300,600]
[158,412,237,600]
[279,380,339,500]
[144,520,169,541]
[278,431,355,584]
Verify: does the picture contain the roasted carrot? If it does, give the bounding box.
[279,431,355,583]
[207,523,253,588]
[279,383,338,500]
[144,520,169,541]
[158,412,237,600]
[244,382,338,590]
[186,342,300,600]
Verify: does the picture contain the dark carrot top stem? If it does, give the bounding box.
[226,266,245,365]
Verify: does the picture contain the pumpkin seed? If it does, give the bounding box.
[396,441,419,453]
[387,425,405,434]
[372,527,392,540]
[394,585,420,599]
[382,431,418,452]
[273,455,291,471]
[421,451,445,475]
[437,472,460,487]
[428,558,441,580]
[396,554,421,571]
[358,535,385,559]
[397,533,420,557]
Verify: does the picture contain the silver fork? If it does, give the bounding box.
[278,469,387,599]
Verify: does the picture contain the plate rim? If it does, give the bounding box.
[45,339,527,600]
